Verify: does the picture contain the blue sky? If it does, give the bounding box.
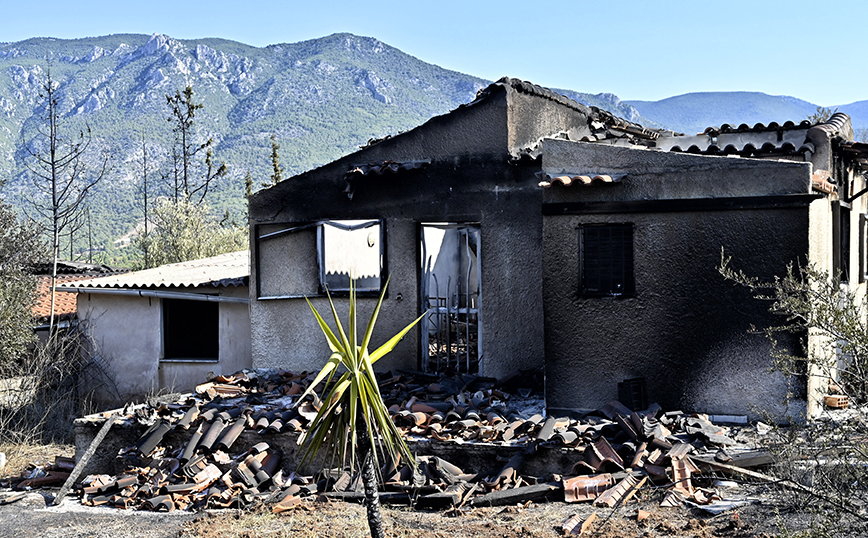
[3,0,865,106]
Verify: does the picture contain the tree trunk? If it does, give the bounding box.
[357,421,385,538]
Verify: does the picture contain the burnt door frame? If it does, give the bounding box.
[419,223,483,375]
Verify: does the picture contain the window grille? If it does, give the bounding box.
[579,224,635,297]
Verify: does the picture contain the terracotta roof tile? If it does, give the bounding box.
[539,174,624,188]
[33,274,100,322]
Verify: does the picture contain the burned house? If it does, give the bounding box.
[249,78,868,418]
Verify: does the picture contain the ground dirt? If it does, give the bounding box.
[0,483,863,538]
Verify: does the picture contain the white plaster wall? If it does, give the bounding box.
[805,170,868,417]
[78,287,252,403]
[807,196,837,417]
[158,287,252,394]
[78,293,162,402]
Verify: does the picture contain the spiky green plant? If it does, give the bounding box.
[297,278,423,538]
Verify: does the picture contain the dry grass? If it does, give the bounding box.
[0,441,74,478]
[178,496,767,538]
[0,325,117,446]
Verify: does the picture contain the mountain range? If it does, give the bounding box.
[0,32,863,264]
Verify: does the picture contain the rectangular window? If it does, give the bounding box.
[579,224,635,297]
[833,201,850,284]
[319,220,383,293]
[162,299,219,361]
[860,213,867,283]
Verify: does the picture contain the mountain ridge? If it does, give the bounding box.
[626,91,867,135]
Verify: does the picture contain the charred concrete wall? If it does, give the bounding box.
[541,140,816,418]
[78,287,251,403]
[543,208,810,418]
[249,155,547,379]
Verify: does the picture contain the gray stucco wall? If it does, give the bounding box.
[543,207,810,418]
[250,155,547,379]
[541,139,813,199]
[541,140,816,418]
[78,288,252,403]
[249,84,559,380]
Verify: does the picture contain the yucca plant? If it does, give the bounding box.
[297,278,423,538]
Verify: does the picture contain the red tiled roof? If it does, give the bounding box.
[538,174,624,188]
[33,274,98,322]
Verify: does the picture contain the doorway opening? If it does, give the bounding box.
[420,223,482,374]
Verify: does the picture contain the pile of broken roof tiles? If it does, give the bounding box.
[68,369,764,513]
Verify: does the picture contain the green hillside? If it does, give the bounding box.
[0,33,492,264]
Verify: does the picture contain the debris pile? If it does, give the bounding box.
[1,456,75,490]
[22,369,777,514]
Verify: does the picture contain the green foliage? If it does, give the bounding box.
[0,202,46,367]
[807,106,839,124]
[266,134,283,188]
[0,33,493,265]
[134,198,247,268]
[719,251,868,404]
[298,278,424,473]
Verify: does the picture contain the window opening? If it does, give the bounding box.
[162,298,218,361]
[833,202,850,284]
[579,224,635,297]
[420,224,482,375]
[319,220,383,293]
[860,213,867,283]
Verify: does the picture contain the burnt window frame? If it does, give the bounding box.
[833,200,851,284]
[578,223,635,298]
[255,219,386,300]
[317,219,385,296]
[860,212,867,284]
[161,298,219,362]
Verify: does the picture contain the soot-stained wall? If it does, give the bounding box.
[248,82,585,378]
[543,208,810,418]
[541,139,815,418]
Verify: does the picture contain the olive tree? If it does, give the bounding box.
[136,197,247,268]
[0,201,46,367]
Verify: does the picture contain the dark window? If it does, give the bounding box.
[860,213,867,283]
[579,224,635,297]
[833,201,850,284]
[162,299,219,361]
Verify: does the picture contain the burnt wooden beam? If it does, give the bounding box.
[470,481,562,507]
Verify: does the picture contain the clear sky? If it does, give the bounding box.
[2,0,865,106]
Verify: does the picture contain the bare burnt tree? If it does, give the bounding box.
[24,69,108,334]
[135,133,153,267]
[65,208,86,260]
[164,85,227,204]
